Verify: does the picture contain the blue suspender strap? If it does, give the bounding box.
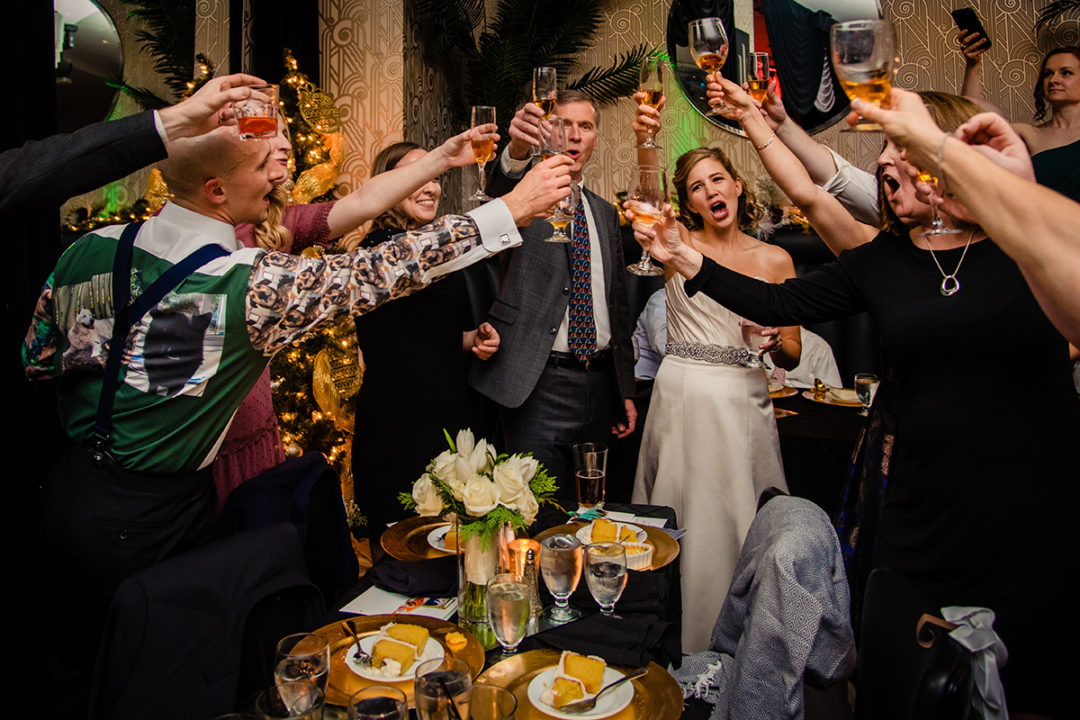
[89,222,230,464]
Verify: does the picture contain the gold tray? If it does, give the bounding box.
[533,521,679,571]
[801,389,862,408]
[476,649,682,720]
[381,516,454,562]
[314,614,485,707]
[769,385,798,399]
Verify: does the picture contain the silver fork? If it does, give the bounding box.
[341,619,373,668]
[559,666,649,714]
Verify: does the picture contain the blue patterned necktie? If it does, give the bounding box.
[568,189,597,361]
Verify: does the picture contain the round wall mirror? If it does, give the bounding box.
[667,0,882,136]
[54,0,124,133]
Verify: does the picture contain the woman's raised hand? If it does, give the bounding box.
[439,124,500,168]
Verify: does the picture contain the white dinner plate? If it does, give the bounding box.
[425,524,455,554]
[527,666,634,719]
[345,635,444,681]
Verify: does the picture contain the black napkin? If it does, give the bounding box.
[533,613,678,669]
[368,556,457,597]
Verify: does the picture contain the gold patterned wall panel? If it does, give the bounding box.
[195,0,231,72]
[320,0,404,247]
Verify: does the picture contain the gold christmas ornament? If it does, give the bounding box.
[311,339,361,434]
[290,132,346,204]
[297,81,342,133]
[143,168,171,213]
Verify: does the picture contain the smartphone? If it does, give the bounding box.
[951,7,991,51]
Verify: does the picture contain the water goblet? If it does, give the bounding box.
[855,372,880,416]
[415,657,472,720]
[273,632,330,714]
[255,681,324,720]
[584,542,628,617]
[348,685,408,720]
[486,573,530,657]
[539,534,583,624]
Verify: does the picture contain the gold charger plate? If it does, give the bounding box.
[801,389,862,408]
[315,614,485,707]
[381,516,454,562]
[476,649,682,720]
[533,522,679,571]
[769,385,798,399]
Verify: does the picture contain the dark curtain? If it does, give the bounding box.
[761,0,844,118]
[233,0,320,84]
[666,0,738,85]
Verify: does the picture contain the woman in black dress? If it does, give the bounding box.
[351,142,499,541]
[638,83,1077,717]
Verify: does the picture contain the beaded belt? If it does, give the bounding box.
[666,340,751,367]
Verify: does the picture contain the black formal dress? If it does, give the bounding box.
[351,227,477,538]
[684,230,1078,715]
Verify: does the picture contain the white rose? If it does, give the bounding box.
[412,474,443,517]
[517,489,540,525]
[432,450,465,500]
[492,461,527,506]
[462,475,498,516]
[507,454,539,484]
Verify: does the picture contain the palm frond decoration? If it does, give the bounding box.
[1037,0,1080,31]
[412,0,653,139]
[114,0,197,109]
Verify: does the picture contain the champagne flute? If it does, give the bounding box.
[486,573,530,657]
[915,169,962,237]
[349,686,408,720]
[584,542,628,617]
[830,19,895,132]
[273,633,330,715]
[855,372,879,417]
[626,165,668,276]
[541,117,573,243]
[539,534,583,624]
[689,17,729,114]
[532,66,558,158]
[414,657,472,720]
[747,52,771,102]
[470,105,496,202]
[637,55,665,149]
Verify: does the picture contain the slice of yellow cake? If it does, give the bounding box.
[549,676,586,708]
[590,518,619,543]
[370,623,429,674]
[619,525,638,542]
[562,651,606,694]
[385,622,429,649]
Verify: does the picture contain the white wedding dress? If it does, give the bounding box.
[632,274,787,653]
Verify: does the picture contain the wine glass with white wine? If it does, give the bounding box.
[915,168,962,237]
[830,19,895,132]
[541,117,574,243]
[469,105,496,202]
[637,55,665,148]
[626,165,668,276]
[532,66,557,158]
[689,17,729,114]
[747,52,771,102]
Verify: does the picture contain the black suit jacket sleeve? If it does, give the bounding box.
[0,111,167,221]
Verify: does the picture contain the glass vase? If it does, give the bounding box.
[456,520,514,624]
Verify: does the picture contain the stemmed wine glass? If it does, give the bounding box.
[469,105,496,201]
[830,19,895,132]
[626,165,668,276]
[747,52,771,102]
[542,117,574,242]
[486,573,530,657]
[740,320,769,369]
[584,542,628,617]
[916,169,962,237]
[273,633,330,715]
[532,66,558,158]
[689,17,729,114]
[637,55,665,148]
[540,533,583,624]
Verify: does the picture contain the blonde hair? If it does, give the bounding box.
[252,183,294,251]
[672,146,761,231]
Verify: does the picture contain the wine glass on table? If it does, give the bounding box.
[626,165,668,276]
[689,17,729,114]
[469,105,496,202]
[637,55,665,149]
[541,117,574,243]
[830,19,895,132]
[348,685,408,720]
[415,657,472,720]
[255,681,324,720]
[273,632,330,715]
[584,542,628,617]
[747,52,771,102]
[486,573,530,657]
[540,533,584,624]
[532,66,558,158]
[855,372,879,417]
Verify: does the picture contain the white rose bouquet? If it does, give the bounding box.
[400,428,558,547]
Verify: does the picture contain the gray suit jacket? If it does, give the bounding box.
[469,158,635,410]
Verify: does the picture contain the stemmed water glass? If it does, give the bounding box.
[855,372,880,417]
[486,573,530,657]
[273,633,330,715]
[540,533,583,624]
[584,542,628,617]
[542,117,574,242]
[689,17,729,114]
[637,55,665,148]
[626,165,668,276]
[532,66,557,158]
[747,52,771,102]
[469,105,496,201]
[830,19,895,132]
[740,320,770,369]
[916,169,961,237]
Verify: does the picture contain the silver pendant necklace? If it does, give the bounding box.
[923,229,974,297]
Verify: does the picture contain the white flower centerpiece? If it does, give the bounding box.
[400,428,558,623]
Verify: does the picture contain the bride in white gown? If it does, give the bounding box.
[629,143,801,653]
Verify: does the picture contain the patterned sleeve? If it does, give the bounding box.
[245,209,519,355]
[22,275,60,380]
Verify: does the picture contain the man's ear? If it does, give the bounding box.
[204,178,227,206]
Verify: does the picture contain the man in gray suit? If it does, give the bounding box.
[470,90,637,500]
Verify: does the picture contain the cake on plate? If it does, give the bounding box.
[542,650,607,708]
[370,623,430,675]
